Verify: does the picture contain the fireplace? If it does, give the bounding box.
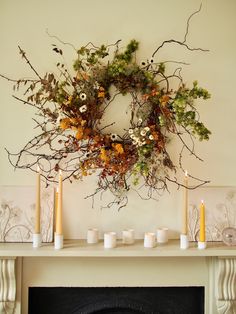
[28,287,204,314]
[2,241,236,313]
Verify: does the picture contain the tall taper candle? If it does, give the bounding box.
[182,170,188,235]
[199,200,205,242]
[56,170,63,235]
[54,187,59,233]
[35,166,41,234]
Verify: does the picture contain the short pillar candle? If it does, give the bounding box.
[157,228,169,244]
[104,232,117,249]
[122,229,135,245]
[144,232,156,248]
[87,228,99,244]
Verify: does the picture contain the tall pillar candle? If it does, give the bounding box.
[35,166,41,234]
[56,170,63,235]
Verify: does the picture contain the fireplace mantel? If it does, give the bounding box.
[0,240,236,257]
[1,241,236,314]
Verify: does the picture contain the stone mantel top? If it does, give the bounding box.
[0,239,235,258]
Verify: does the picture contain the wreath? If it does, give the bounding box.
[1,7,211,208]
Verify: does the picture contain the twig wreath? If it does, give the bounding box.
[1,6,211,208]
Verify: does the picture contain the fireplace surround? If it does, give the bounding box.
[1,240,236,314]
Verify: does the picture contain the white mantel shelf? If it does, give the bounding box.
[0,240,236,257]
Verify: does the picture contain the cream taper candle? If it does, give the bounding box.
[35,165,41,234]
[182,170,188,235]
[56,170,63,235]
[199,200,205,242]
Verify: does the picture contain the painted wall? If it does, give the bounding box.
[0,0,235,239]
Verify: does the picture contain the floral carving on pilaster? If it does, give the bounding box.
[0,258,16,314]
[217,258,236,314]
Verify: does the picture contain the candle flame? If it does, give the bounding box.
[37,165,40,172]
[201,199,204,204]
[59,170,62,175]
[185,170,188,177]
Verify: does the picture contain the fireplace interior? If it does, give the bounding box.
[28,286,204,314]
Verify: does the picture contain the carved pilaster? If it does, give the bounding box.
[0,258,16,314]
[217,258,236,314]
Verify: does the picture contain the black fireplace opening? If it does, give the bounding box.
[28,286,204,314]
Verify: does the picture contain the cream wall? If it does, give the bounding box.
[0,0,235,239]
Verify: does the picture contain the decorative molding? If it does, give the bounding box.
[217,258,236,314]
[0,258,16,314]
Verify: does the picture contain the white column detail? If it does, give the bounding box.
[0,258,16,314]
[217,258,236,314]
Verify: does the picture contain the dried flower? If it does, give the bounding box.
[79,105,87,113]
[138,118,142,125]
[93,81,100,89]
[128,129,133,134]
[149,134,154,140]
[113,143,124,154]
[60,118,71,130]
[80,93,87,101]
[140,129,146,136]
[110,133,118,141]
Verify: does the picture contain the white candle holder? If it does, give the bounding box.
[87,228,99,244]
[157,228,169,244]
[180,234,189,249]
[198,241,207,250]
[122,229,135,245]
[32,233,42,248]
[144,232,156,248]
[104,232,117,249]
[54,234,63,250]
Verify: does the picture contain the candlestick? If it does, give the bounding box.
[198,200,206,249]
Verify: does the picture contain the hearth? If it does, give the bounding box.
[28,287,204,314]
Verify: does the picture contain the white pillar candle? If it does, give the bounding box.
[122,229,135,245]
[144,232,156,248]
[87,228,99,244]
[157,228,169,244]
[104,232,117,249]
